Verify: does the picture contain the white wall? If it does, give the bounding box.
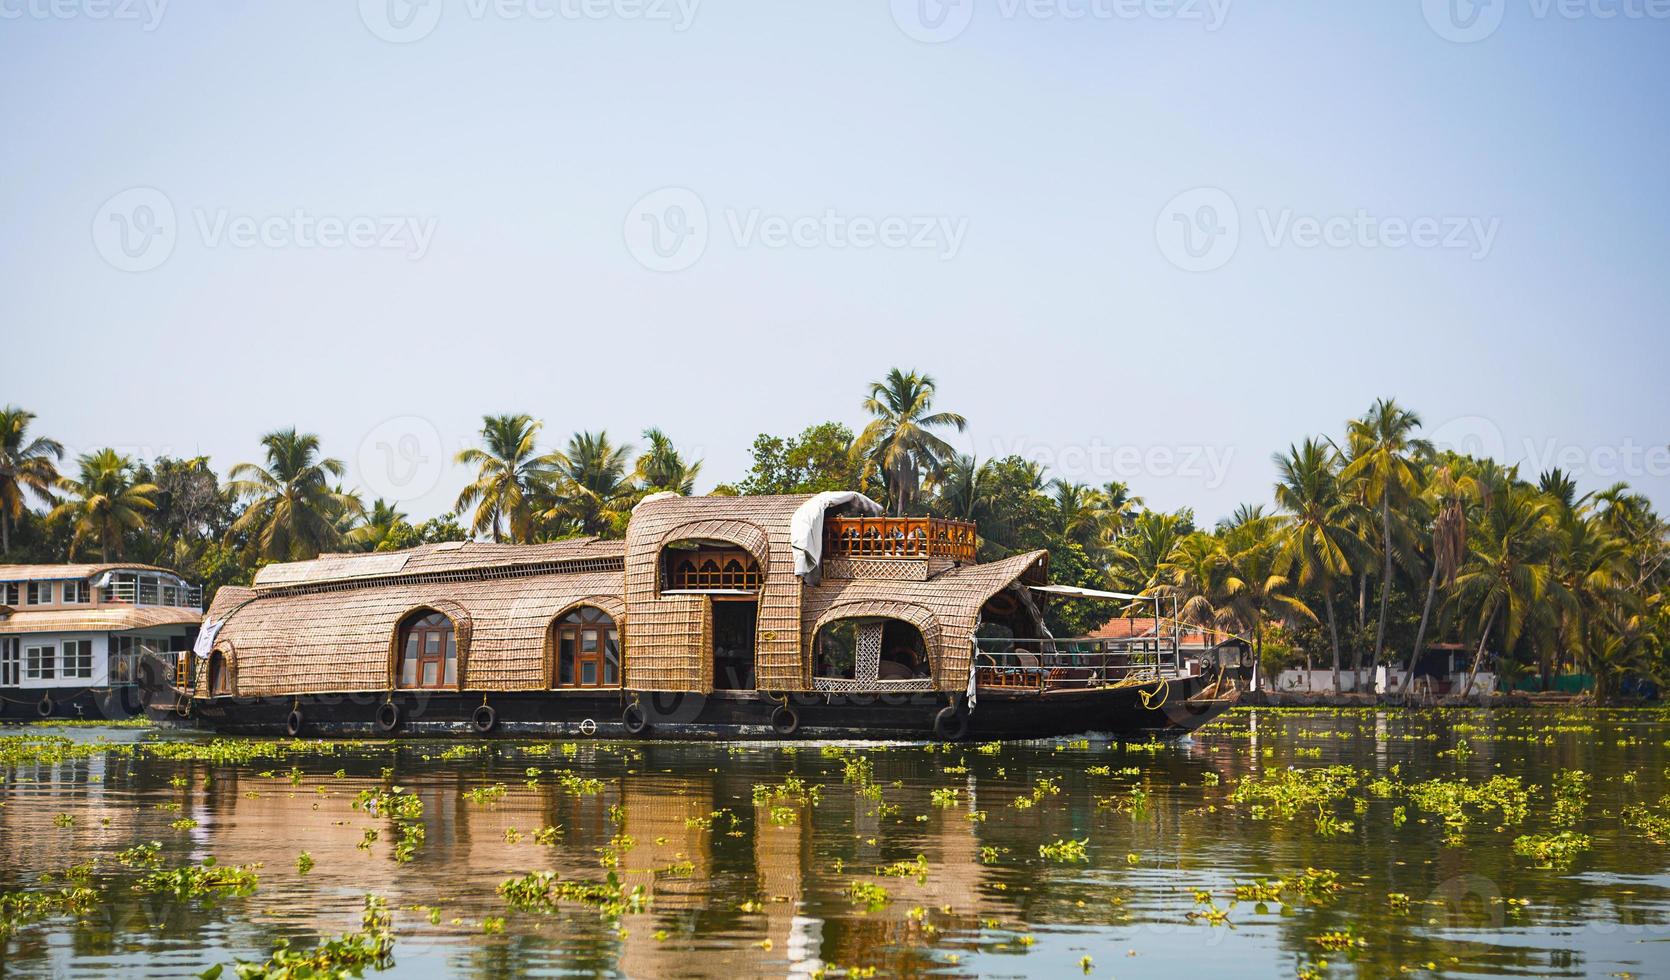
[5,633,109,689]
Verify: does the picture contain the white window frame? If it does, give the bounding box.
[1,583,18,606]
[24,642,56,681]
[1,639,18,686]
[62,580,91,604]
[26,582,54,606]
[60,639,94,680]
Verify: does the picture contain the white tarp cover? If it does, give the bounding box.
[1029,584,1148,601]
[790,491,884,578]
[192,617,225,657]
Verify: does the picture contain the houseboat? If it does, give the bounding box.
[0,563,202,720]
[146,493,1236,740]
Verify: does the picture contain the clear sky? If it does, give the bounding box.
[3,0,1667,525]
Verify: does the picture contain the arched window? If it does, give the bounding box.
[814,618,929,685]
[398,611,457,690]
[661,542,762,592]
[553,606,619,689]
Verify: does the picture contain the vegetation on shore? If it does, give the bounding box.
[2,372,1665,697]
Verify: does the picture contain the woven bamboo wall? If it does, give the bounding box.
[801,550,1048,690]
[216,567,625,696]
[622,495,812,692]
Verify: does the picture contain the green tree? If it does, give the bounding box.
[1217,513,1315,692]
[1452,480,1560,696]
[0,406,63,555]
[454,414,555,543]
[1399,463,1476,695]
[1338,398,1431,680]
[350,499,414,552]
[852,369,967,516]
[547,431,634,537]
[228,429,362,561]
[635,428,703,495]
[729,422,863,495]
[1273,438,1364,692]
[48,449,158,561]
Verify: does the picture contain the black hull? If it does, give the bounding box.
[0,685,150,722]
[146,675,1235,741]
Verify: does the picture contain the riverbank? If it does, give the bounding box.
[1238,689,1646,708]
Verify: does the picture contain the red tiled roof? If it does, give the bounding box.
[1089,616,1242,648]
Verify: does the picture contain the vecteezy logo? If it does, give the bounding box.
[92,187,177,273]
[891,0,975,43]
[360,0,443,43]
[357,415,446,501]
[623,187,709,272]
[1155,186,1239,272]
[1423,0,1506,43]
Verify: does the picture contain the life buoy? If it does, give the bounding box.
[770,704,799,737]
[285,709,304,737]
[932,704,967,741]
[471,704,498,734]
[622,702,649,736]
[376,701,401,733]
[36,695,54,718]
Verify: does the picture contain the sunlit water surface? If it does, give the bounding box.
[2,708,1668,978]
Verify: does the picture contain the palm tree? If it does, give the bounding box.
[1156,532,1231,629]
[1272,438,1364,692]
[1108,510,1186,597]
[228,429,363,561]
[48,449,158,561]
[1399,463,1477,695]
[349,498,410,551]
[0,406,64,554]
[1218,513,1315,692]
[1338,398,1431,682]
[932,454,987,522]
[852,369,967,516]
[635,428,702,495]
[548,431,635,537]
[1048,480,1106,549]
[1453,481,1560,696]
[454,415,556,543]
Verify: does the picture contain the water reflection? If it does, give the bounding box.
[1,712,1668,978]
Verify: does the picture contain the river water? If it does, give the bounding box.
[1,708,1667,978]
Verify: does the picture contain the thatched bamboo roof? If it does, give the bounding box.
[0,562,178,582]
[0,604,201,635]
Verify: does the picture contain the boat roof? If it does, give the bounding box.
[0,605,202,635]
[0,562,180,583]
[251,539,627,592]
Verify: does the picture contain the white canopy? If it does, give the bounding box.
[790,491,884,578]
[1028,584,1148,601]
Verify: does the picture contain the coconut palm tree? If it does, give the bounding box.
[454,414,556,544]
[1156,531,1232,629]
[349,498,411,551]
[1398,463,1477,695]
[852,369,967,516]
[635,428,702,496]
[548,431,635,538]
[228,429,363,561]
[931,454,987,522]
[1108,509,1187,597]
[1048,480,1106,550]
[1220,513,1316,692]
[1338,398,1431,682]
[48,449,158,561]
[1272,438,1365,692]
[0,406,64,554]
[1453,481,1560,696]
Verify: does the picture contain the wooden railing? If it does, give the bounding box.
[824,517,978,563]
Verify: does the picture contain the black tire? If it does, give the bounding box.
[376,701,401,733]
[285,709,304,737]
[471,704,498,734]
[36,695,54,718]
[932,704,967,741]
[622,702,649,736]
[770,704,799,737]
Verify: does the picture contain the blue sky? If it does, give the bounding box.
[2,0,1667,525]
